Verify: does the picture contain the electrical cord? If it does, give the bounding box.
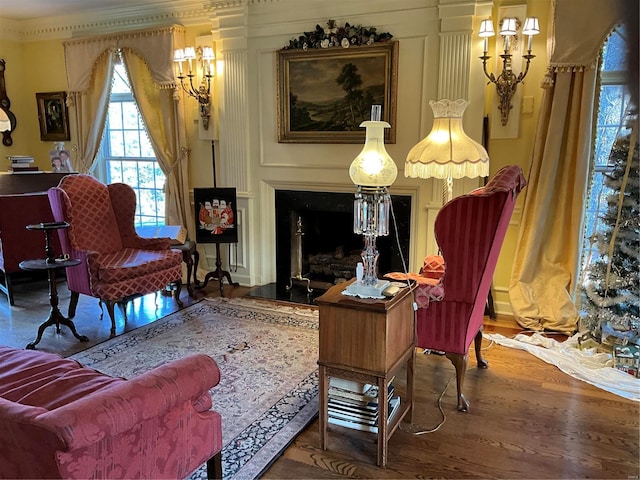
[400,374,455,435]
[389,198,409,277]
[390,198,455,435]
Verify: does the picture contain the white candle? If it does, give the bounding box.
[483,37,488,53]
[527,34,533,51]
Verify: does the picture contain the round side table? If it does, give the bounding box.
[21,222,89,349]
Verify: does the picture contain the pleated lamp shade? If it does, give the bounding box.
[405,99,489,181]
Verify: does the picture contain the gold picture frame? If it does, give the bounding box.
[277,42,398,144]
[36,91,70,141]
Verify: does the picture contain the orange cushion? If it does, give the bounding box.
[422,255,445,279]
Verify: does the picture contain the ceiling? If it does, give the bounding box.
[0,0,175,21]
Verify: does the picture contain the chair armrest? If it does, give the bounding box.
[37,354,220,451]
[0,397,49,424]
[122,235,171,250]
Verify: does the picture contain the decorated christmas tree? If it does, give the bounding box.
[581,113,640,345]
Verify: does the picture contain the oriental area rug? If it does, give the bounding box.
[70,297,320,480]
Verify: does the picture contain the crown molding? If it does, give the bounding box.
[208,0,279,8]
[0,1,214,42]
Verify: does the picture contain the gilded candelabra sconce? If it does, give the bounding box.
[173,44,215,130]
[479,16,540,126]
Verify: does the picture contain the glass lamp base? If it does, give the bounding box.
[344,279,390,298]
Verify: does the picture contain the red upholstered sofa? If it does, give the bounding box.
[0,345,223,479]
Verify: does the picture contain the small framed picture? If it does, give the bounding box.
[36,91,70,141]
[49,148,73,172]
[194,187,238,244]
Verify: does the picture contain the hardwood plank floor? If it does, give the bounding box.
[1,279,638,478]
[263,335,639,479]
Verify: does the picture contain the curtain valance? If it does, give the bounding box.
[549,0,626,71]
[63,25,185,92]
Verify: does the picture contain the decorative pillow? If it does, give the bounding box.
[414,282,445,308]
[421,255,445,280]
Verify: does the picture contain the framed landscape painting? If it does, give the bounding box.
[277,42,398,144]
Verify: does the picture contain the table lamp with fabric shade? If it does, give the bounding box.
[405,99,489,202]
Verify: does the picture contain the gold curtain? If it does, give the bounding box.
[62,26,192,233]
[509,0,628,334]
[509,69,598,334]
[121,49,193,233]
[63,26,182,92]
[65,50,114,173]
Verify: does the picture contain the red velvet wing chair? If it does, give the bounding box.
[387,165,527,412]
[48,174,183,336]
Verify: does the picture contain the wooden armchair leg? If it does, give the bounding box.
[206,451,222,480]
[445,352,470,412]
[172,280,184,308]
[1,272,15,306]
[104,299,118,337]
[474,329,489,369]
[68,291,80,318]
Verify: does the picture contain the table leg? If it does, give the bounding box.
[318,365,329,450]
[181,247,194,297]
[26,267,89,349]
[377,376,389,467]
[193,248,200,286]
[407,348,415,423]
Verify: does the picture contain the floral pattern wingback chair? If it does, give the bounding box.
[387,165,527,412]
[48,174,183,336]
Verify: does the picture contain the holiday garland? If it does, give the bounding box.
[282,19,393,50]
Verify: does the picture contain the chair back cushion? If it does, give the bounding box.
[417,165,527,354]
[435,165,526,303]
[51,175,124,253]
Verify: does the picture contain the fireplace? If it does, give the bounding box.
[274,190,411,292]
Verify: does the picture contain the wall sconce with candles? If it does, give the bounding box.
[479,16,540,126]
[173,45,215,130]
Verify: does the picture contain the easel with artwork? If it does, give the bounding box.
[194,141,239,295]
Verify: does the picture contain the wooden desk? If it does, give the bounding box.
[0,172,73,195]
[315,280,416,467]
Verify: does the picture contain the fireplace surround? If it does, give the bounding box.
[274,190,411,293]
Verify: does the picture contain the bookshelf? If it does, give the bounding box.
[316,279,416,467]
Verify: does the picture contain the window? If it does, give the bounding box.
[581,27,630,270]
[94,61,166,227]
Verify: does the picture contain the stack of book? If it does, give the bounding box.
[327,377,400,433]
[7,155,39,173]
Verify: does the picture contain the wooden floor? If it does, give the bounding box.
[2,281,638,478]
[259,300,639,479]
[263,334,639,479]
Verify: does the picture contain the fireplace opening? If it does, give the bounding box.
[275,190,411,292]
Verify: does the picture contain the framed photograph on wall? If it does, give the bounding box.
[194,187,238,244]
[277,42,398,144]
[36,91,70,141]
